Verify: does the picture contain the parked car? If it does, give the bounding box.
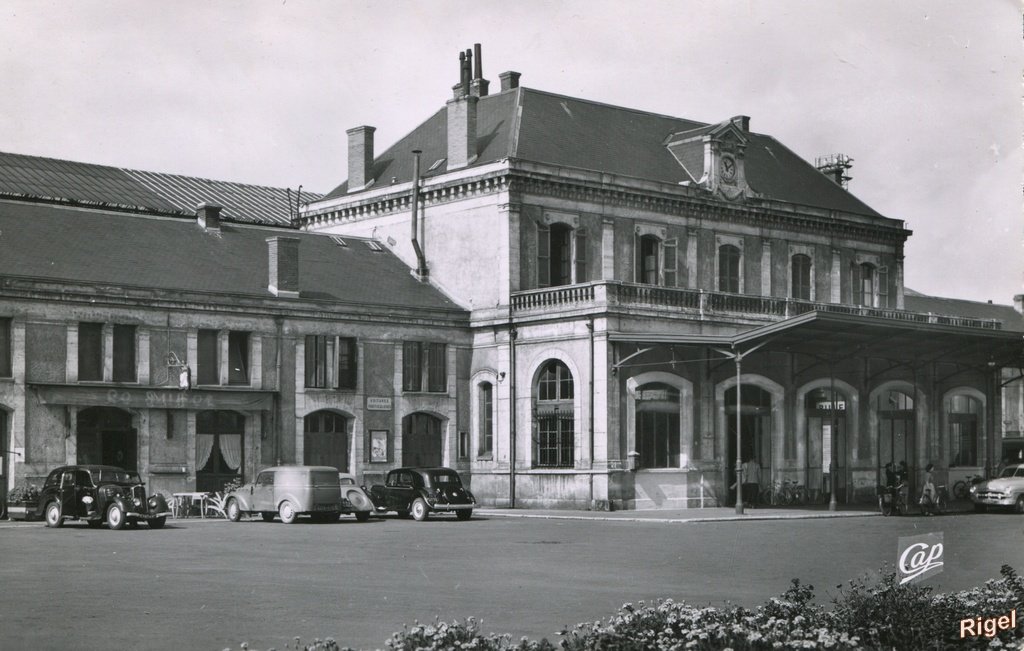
[224,465,346,524]
[970,464,1024,513]
[38,465,171,530]
[369,467,475,521]
[338,472,374,521]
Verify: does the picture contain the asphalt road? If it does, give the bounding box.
[1,511,1022,650]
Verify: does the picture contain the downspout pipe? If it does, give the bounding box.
[508,303,517,508]
[587,317,595,510]
[410,150,428,279]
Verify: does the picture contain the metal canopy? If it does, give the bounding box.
[609,311,1024,368]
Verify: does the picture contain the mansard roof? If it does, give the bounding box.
[0,151,322,226]
[322,87,882,218]
[0,198,463,313]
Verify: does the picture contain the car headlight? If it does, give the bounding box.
[133,498,142,507]
[969,485,978,493]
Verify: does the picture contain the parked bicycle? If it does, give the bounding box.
[953,474,984,500]
[879,482,907,516]
[760,479,805,506]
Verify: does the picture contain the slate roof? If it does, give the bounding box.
[322,87,882,218]
[0,199,463,312]
[0,151,321,226]
[904,291,1024,333]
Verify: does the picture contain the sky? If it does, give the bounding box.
[0,0,1020,305]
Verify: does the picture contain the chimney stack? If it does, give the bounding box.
[196,203,221,232]
[346,125,376,192]
[499,71,521,92]
[1014,294,1023,315]
[730,115,750,132]
[267,236,300,298]
[469,43,489,97]
[448,48,479,170]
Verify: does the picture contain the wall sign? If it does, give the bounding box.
[370,430,388,462]
[366,396,393,411]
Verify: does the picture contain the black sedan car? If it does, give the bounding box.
[38,465,171,530]
[369,467,475,521]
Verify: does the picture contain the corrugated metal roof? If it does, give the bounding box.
[0,151,322,225]
[905,293,1024,332]
[323,86,883,217]
[0,200,463,312]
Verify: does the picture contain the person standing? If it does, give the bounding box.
[742,457,761,507]
[920,463,937,515]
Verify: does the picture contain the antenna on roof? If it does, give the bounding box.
[815,153,853,189]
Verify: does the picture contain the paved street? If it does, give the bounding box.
[1,511,1022,650]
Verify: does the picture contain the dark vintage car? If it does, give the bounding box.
[369,467,475,521]
[38,465,171,530]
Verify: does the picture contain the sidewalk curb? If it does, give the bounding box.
[474,510,881,524]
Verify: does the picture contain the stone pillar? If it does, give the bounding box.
[830,249,842,303]
[761,238,772,296]
[895,256,906,310]
[102,324,113,382]
[686,229,699,289]
[138,329,150,385]
[601,218,615,280]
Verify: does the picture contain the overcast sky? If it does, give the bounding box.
[1,1,1020,304]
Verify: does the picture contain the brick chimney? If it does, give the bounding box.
[196,203,221,232]
[447,49,478,170]
[267,236,300,298]
[346,125,375,192]
[469,43,489,98]
[499,71,521,92]
[1014,294,1023,315]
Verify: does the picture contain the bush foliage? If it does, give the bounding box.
[233,565,1024,650]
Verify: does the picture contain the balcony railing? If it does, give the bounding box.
[510,281,1003,330]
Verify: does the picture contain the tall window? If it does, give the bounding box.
[337,337,357,390]
[403,342,447,392]
[538,222,586,287]
[0,317,12,378]
[640,235,659,285]
[949,395,980,467]
[534,360,574,468]
[478,382,493,457]
[197,329,219,385]
[78,322,103,381]
[227,332,249,385]
[791,254,811,301]
[305,335,328,388]
[635,383,680,469]
[112,325,136,382]
[718,245,741,293]
[878,267,890,308]
[860,263,874,306]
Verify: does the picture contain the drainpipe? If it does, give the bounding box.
[410,150,429,280]
[274,316,283,466]
[508,304,517,508]
[587,317,595,510]
[829,360,837,511]
[734,349,744,515]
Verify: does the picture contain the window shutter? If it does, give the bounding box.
[537,223,550,288]
[878,267,889,308]
[574,229,587,283]
[402,341,421,392]
[850,263,861,305]
[661,238,677,287]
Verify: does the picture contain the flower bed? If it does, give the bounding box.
[228,565,1024,650]
[5,484,40,521]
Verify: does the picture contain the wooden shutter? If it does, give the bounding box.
[661,238,677,287]
[850,263,861,305]
[402,341,421,392]
[537,223,550,288]
[878,267,889,308]
[574,229,587,283]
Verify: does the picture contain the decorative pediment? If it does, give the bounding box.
[665,116,757,202]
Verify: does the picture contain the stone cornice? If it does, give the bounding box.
[300,162,911,246]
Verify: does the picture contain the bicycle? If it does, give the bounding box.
[879,482,907,516]
[953,474,984,500]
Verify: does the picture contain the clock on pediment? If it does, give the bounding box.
[719,154,737,182]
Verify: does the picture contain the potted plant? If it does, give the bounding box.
[6,484,40,521]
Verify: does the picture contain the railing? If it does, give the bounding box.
[509,281,1003,330]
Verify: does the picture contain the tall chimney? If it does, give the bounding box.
[448,49,479,170]
[469,43,489,97]
[196,202,221,232]
[1014,294,1023,315]
[346,125,376,192]
[267,236,300,298]
[499,71,521,92]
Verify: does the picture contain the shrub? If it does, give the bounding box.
[7,484,39,503]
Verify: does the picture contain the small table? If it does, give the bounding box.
[171,492,209,518]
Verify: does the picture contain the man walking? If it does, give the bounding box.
[742,457,761,506]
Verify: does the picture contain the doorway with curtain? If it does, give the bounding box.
[196,410,244,493]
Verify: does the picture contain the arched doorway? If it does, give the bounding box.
[878,389,914,483]
[805,388,849,501]
[402,413,443,467]
[724,385,771,505]
[635,382,680,469]
[304,410,350,472]
[77,407,135,470]
[196,410,244,493]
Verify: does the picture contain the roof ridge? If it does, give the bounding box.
[519,87,710,126]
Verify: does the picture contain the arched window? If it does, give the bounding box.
[718,244,741,293]
[949,395,980,467]
[791,254,811,301]
[478,382,493,457]
[538,223,586,288]
[304,410,349,472]
[533,360,574,468]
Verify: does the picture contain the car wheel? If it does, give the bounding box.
[225,499,241,522]
[278,501,297,525]
[1015,496,1024,514]
[355,511,371,522]
[456,509,473,521]
[260,512,275,522]
[44,502,63,528]
[107,504,125,530]
[411,498,429,521]
[973,503,987,513]
[148,517,166,529]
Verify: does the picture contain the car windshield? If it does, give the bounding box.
[96,469,141,484]
[429,471,462,487]
[999,467,1019,478]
